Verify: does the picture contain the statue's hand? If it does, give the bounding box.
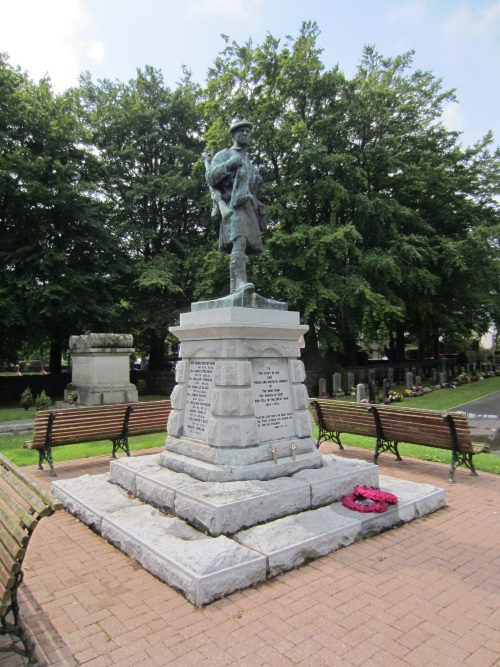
[226,154,243,170]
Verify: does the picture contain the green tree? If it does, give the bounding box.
[201,25,403,364]
[0,54,119,370]
[201,30,500,364]
[79,67,208,369]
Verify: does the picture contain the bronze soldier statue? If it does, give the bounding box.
[204,121,268,294]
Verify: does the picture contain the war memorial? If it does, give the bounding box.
[51,122,445,605]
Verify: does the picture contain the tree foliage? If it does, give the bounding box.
[201,24,500,363]
[79,66,208,368]
[0,54,119,370]
[1,23,499,370]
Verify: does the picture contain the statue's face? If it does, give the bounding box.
[233,126,251,146]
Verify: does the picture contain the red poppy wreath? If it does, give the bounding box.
[342,486,398,513]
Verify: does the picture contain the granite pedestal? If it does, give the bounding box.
[162,308,321,481]
[53,309,446,606]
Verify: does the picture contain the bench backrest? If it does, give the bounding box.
[29,400,172,449]
[312,400,379,439]
[0,453,61,617]
[372,405,475,453]
[312,399,475,454]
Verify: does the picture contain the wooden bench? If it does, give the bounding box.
[311,399,490,482]
[310,400,379,450]
[24,400,172,477]
[0,452,62,663]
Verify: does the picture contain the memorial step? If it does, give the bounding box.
[108,453,379,535]
[52,464,445,606]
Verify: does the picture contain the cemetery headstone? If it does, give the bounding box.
[383,379,389,398]
[368,381,377,403]
[332,372,343,395]
[405,371,414,389]
[319,377,327,396]
[356,383,366,402]
[388,368,395,386]
[347,372,355,393]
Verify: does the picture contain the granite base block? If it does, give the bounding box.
[101,505,267,607]
[52,462,445,606]
[51,474,143,532]
[234,477,446,577]
[109,454,379,535]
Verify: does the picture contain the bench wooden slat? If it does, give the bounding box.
[0,467,51,519]
[0,561,16,593]
[24,401,172,476]
[0,453,61,659]
[0,484,37,533]
[0,524,25,562]
[311,398,490,482]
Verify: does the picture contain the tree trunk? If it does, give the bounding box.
[49,339,62,374]
[148,331,166,371]
[432,334,440,361]
[395,327,406,362]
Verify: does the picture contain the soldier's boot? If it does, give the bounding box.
[230,252,254,292]
[230,263,236,294]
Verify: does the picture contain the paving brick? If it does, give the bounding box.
[5,444,498,667]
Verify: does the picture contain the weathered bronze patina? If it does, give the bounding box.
[204,121,268,293]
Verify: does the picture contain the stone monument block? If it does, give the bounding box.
[65,333,138,406]
[318,377,327,396]
[161,308,321,482]
[405,371,414,389]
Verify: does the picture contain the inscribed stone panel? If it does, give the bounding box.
[183,360,216,441]
[251,359,294,441]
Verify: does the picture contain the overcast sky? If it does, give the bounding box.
[1,0,499,149]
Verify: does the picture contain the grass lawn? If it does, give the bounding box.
[0,395,167,423]
[336,375,500,410]
[0,381,498,475]
[317,376,500,476]
[0,432,165,468]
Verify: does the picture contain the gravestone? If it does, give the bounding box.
[382,378,389,398]
[431,368,438,383]
[332,372,343,395]
[347,372,355,393]
[356,383,366,402]
[64,334,138,406]
[318,377,327,396]
[415,375,422,387]
[405,371,414,389]
[388,368,395,386]
[439,371,447,384]
[368,368,376,385]
[368,381,377,403]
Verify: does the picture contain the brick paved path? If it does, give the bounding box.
[2,446,499,666]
